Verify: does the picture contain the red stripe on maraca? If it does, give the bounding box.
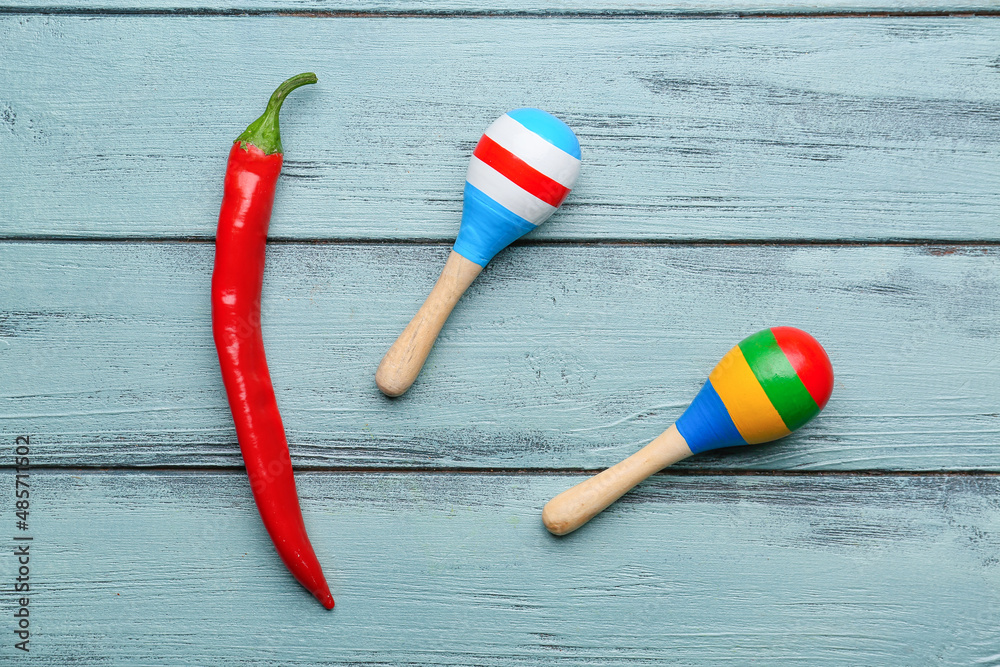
[770,327,834,410]
[473,135,570,208]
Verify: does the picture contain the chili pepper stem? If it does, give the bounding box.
[237,72,317,155]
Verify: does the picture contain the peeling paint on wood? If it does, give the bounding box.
[4,1,999,13]
[1,8,998,662]
[3,470,999,665]
[1,242,996,470]
[1,17,998,240]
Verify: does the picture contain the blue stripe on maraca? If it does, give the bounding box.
[675,379,748,454]
[453,182,538,267]
[507,108,581,159]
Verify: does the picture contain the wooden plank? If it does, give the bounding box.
[3,469,999,664]
[2,242,997,470]
[2,16,997,241]
[3,2,999,14]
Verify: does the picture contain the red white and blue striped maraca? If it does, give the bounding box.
[377,109,582,397]
[455,109,581,266]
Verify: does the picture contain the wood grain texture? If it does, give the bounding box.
[543,424,693,534]
[376,250,483,397]
[4,1,999,13]
[2,469,998,665]
[2,16,998,241]
[2,242,997,470]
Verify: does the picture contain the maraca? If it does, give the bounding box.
[542,327,834,535]
[376,108,582,397]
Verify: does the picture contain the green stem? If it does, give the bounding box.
[237,72,318,155]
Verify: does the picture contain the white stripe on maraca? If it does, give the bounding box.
[466,156,557,225]
[484,114,581,189]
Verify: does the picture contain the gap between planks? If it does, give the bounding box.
[1,7,999,16]
[4,465,1000,476]
[1,237,1000,247]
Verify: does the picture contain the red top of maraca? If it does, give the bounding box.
[770,326,834,410]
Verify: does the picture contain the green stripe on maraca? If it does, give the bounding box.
[737,329,820,431]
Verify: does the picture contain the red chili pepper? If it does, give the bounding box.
[211,73,333,610]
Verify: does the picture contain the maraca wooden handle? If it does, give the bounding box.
[542,425,692,536]
[376,251,483,397]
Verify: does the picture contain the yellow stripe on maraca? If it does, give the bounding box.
[708,346,791,444]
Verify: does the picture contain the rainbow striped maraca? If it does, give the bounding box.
[543,327,834,535]
[377,109,581,397]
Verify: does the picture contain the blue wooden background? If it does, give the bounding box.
[1,2,999,664]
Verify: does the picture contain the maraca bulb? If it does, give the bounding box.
[676,327,834,454]
[454,108,581,267]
